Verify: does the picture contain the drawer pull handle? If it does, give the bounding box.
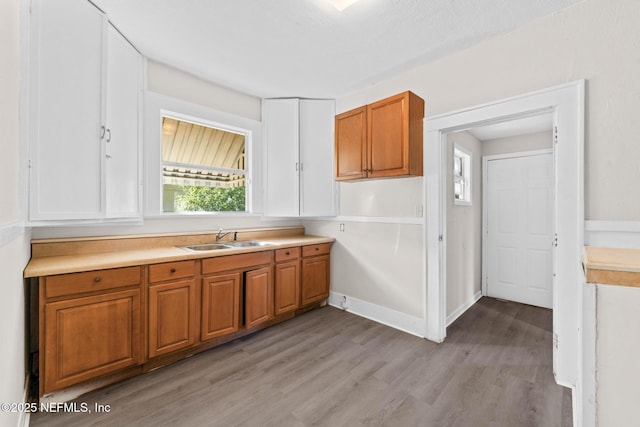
[315,247,319,251]
[94,277,101,283]
[170,268,176,273]
[285,252,290,256]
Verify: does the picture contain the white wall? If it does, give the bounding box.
[146,60,261,121]
[0,0,31,425]
[303,220,424,319]
[482,131,553,156]
[446,132,482,318]
[338,177,423,217]
[338,0,640,222]
[595,284,640,427]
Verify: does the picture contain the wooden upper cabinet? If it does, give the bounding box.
[335,106,367,180]
[335,91,424,181]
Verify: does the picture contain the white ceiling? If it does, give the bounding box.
[93,0,582,99]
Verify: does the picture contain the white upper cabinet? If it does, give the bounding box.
[263,99,336,217]
[29,0,141,222]
[105,26,142,218]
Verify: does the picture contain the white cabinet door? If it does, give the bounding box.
[263,98,336,217]
[30,0,105,220]
[105,25,141,218]
[263,99,300,216]
[299,100,336,217]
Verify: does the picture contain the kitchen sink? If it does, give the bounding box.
[178,241,273,252]
[179,243,232,252]
[224,241,273,247]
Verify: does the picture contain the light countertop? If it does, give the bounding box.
[584,246,640,288]
[24,227,334,278]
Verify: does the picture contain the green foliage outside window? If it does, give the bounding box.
[175,186,246,212]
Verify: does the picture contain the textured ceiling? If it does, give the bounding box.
[93,0,582,99]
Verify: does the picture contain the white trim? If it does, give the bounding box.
[425,81,584,390]
[579,281,597,427]
[0,222,27,248]
[584,220,640,249]
[305,215,422,225]
[446,291,482,326]
[482,148,553,162]
[328,291,425,338]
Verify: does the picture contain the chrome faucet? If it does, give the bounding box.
[215,228,237,242]
[215,228,231,242]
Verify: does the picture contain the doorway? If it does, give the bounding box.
[424,81,584,389]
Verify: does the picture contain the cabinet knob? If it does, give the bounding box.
[170,268,176,273]
[94,277,101,283]
[285,251,290,256]
[315,247,319,251]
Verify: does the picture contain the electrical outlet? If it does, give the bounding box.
[341,295,348,310]
[339,223,345,232]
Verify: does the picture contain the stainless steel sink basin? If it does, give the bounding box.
[225,241,273,247]
[179,243,232,252]
[178,241,273,252]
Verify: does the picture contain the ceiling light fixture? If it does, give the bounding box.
[326,0,360,11]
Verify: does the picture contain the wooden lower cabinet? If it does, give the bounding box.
[148,279,197,358]
[245,266,274,328]
[36,243,331,396]
[301,244,331,306]
[201,272,241,341]
[43,288,142,393]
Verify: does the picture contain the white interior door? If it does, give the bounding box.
[485,151,554,308]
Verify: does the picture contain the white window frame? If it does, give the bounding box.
[453,145,472,206]
[144,91,263,217]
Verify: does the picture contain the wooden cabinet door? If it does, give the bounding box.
[335,106,367,181]
[367,91,424,179]
[148,280,197,358]
[105,24,142,219]
[367,92,409,178]
[301,255,330,306]
[201,273,241,341]
[275,260,300,315]
[44,289,141,393]
[245,266,274,328]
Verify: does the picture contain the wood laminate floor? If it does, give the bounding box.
[31,297,572,426]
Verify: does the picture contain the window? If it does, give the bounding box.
[453,146,471,205]
[162,115,247,213]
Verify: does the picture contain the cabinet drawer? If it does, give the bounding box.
[45,267,141,299]
[202,251,273,275]
[149,260,195,283]
[275,247,300,263]
[302,243,331,257]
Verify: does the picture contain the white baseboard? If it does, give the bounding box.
[585,220,640,248]
[328,292,425,338]
[18,374,31,427]
[446,291,482,326]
